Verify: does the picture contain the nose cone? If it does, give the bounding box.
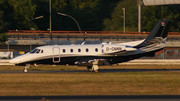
[9,58,21,64]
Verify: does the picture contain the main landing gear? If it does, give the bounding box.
[24,64,30,73]
[87,60,99,73]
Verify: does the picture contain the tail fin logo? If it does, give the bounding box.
[161,22,165,26]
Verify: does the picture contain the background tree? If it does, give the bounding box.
[0,0,179,34]
[52,0,101,31]
[103,1,180,32]
[0,33,8,43]
[31,0,49,30]
[0,0,37,42]
[142,5,180,32]
[103,0,138,31]
[32,0,120,31]
[0,0,37,32]
[0,10,4,33]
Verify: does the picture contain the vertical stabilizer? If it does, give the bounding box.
[134,19,171,48]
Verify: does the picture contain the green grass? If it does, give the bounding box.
[0,71,180,95]
[0,65,180,96]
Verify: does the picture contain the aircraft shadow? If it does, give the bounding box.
[29,69,180,73]
[98,69,180,72]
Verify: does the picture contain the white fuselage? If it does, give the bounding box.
[9,40,144,64]
[9,39,165,65]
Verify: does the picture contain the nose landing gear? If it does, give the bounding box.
[24,64,30,73]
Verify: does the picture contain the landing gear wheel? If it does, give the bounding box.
[92,64,99,73]
[87,60,99,73]
[87,66,93,72]
[88,69,93,72]
[94,70,99,73]
[24,64,30,73]
[23,69,28,73]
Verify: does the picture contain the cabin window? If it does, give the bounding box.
[30,49,38,53]
[70,49,73,53]
[78,49,81,52]
[36,49,41,53]
[95,48,98,52]
[86,48,89,52]
[41,50,43,53]
[63,49,66,53]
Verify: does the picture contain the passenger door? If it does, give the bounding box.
[52,47,60,63]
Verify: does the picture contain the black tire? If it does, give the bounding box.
[23,69,28,73]
[87,66,93,72]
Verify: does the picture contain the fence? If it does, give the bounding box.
[142,47,180,59]
[7,30,180,41]
[6,30,180,59]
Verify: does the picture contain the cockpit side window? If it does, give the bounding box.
[30,49,38,53]
[30,49,43,54]
[36,49,41,53]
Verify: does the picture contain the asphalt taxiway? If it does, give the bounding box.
[0,69,180,73]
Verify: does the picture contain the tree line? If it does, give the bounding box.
[103,0,180,32]
[0,0,180,42]
[0,0,119,33]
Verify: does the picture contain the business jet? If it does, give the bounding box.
[10,19,171,73]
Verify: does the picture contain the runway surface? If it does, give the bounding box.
[0,69,180,73]
[0,95,180,101]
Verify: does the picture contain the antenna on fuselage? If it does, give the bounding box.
[102,42,107,44]
[81,41,85,45]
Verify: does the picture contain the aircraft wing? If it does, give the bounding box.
[75,57,110,66]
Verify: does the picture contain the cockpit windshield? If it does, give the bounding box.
[30,49,38,53]
[30,49,43,54]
